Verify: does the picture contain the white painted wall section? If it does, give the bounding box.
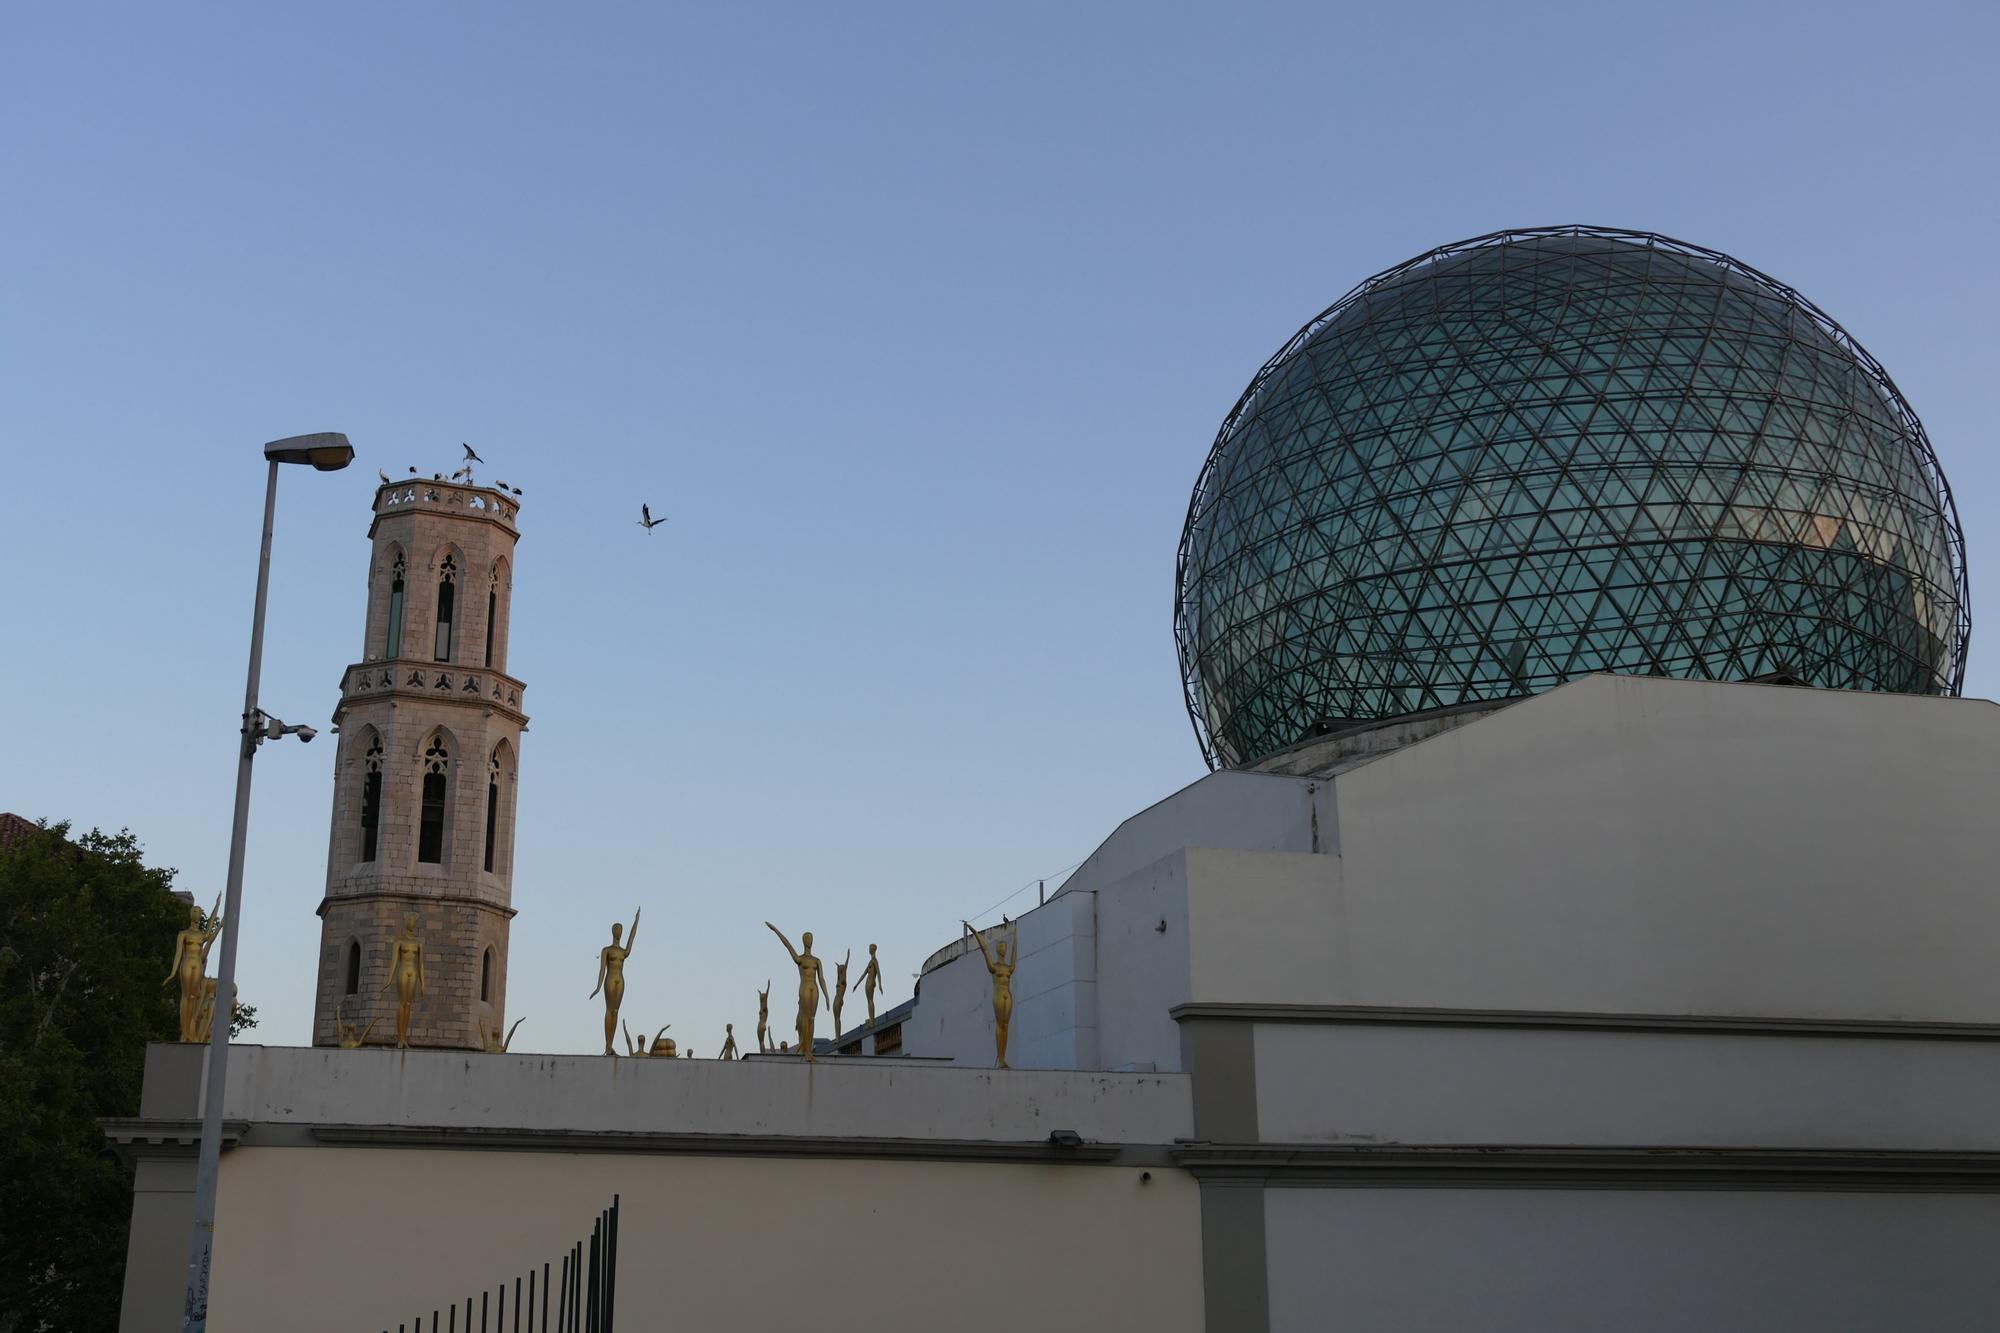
[1254,1021,2000,1149]
[1265,1187,2000,1333]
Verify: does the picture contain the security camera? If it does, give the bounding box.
[294,725,317,744]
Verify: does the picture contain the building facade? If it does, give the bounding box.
[308,478,528,1051]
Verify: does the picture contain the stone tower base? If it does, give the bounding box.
[313,895,513,1051]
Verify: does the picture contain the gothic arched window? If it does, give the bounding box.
[481,947,493,1002]
[483,749,500,873]
[484,571,498,668]
[417,735,450,864]
[386,554,406,658]
[344,939,361,995]
[359,736,384,863]
[434,555,458,663]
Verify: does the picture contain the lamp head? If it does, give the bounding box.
[263,432,355,471]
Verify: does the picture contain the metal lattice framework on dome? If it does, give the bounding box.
[1174,225,1971,770]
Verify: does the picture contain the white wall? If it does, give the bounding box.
[204,1148,1202,1333]
[1057,768,1336,899]
[1254,1021,2000,1149]
[1327,676,2000,1022]
[1265,1187,2000,1333]
[1093,853,1193,1072]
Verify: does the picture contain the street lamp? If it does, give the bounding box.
[180,433,353,1333]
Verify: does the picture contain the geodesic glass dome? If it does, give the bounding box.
[1175,226,1969,770]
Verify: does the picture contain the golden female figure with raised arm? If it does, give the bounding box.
[164,895,223,1042]
[963,919,1019,1069]
[481,1016,525,1053]
[756,980,771,1052]
[379,915,426,1048]
[590,907,640,1056]
[831,949,851,1045]
[764,922,829,1061]
[336,998,378,1049]
[854,943,883,1027]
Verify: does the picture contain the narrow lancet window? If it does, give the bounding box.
[485,580,497,668]
[386,555,406,658]
[483,751,500,873]
[481,947,493,1002]
[418,736,450,864]
[344,940,361,995]
[434,555,458,662]
[359,737,384,862]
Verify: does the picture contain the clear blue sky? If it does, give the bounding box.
[3,2,1995,1054]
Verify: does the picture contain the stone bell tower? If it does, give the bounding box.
[311,475,528,1050]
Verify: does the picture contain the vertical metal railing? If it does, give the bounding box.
[375,1197,619,1333]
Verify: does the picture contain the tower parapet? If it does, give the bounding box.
[311,477,527,1049]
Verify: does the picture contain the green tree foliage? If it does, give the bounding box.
[0,822,252,1332]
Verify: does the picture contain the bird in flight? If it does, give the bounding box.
[462,443,485,465]
[638,504,667,533]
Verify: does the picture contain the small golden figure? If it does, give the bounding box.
[964,919,1019,1069]
[193,979,220,1043]
[590,907,640,1056]
[854,943,884,1027]
[719,1023,738,1060]
[164,895,223,1042]
[335,998,378,1049]
[756,981,771,1053]
[765,922,830,1061]
[379,914,427,1048]
[778,1040,790,1053]
[623,1020,673,1056]
[831,949,851,1045]
[481,1016,525,1053]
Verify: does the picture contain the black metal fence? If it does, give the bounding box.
[377,1195,619,1333]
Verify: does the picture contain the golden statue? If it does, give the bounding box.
[480,1016,525,1053]
[964,919,1019,1069]
[756,980,772,1053]
[765,922,830,1061]
[622,1020,674,1057]
[192,979,226,1044]
[854,943,884,1027]
[590,908,640,1056]
[379,914,426,1048]
[163,894,223,1042]
[778,1040,790,1053]
[719,1023,738,1060]
[335,998,378,1049]
[831,949,851,1044]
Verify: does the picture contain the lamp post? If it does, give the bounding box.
[180,433,354,1333]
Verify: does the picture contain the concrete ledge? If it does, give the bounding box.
[309,1124,1155,1164]
[1173,1144,2000,1192]
[1170,1003,2000,1040]
[204,1043,1194,1144]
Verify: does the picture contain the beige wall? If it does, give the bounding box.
[205,1147,1202,1333]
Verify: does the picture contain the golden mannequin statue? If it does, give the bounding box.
[765,922,829,1061]
[719,1023,738,1060]
[964,919,1019,1069]
[481,1016,525,1053]
[651,1029,677,1057]
[854,943,884,1027]
[192,979,219,1044]
[335,998,378,1049]
[756,981,771,1053]
[623,1020,673,1056]
[831,949,851,1044]
[164,895,223,1042]
[590,908,640,1056]
[378,914,426,1048]
[778,1040,790,1053]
